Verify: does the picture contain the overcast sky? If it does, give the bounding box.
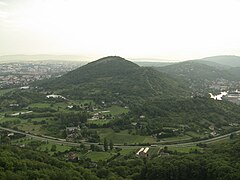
[0,0,240,61]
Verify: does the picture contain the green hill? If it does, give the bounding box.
[37,56,189,103]
[193,60,231,70]
[201,55,240,67]
[156,61,232,81]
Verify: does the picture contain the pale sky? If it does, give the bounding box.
[0,0,240,61]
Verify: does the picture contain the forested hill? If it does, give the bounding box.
[36,56,189,101]
[201,55,240,67]
[57,56,140,85]
[156,61,233,81]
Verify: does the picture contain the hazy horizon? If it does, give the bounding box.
[1,0,240,60]
[1,54,240,63]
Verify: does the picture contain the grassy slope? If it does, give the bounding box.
[96,128,156,144]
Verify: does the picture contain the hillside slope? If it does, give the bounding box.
[227,67,240,80]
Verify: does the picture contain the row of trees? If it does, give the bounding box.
[103,138,114,151]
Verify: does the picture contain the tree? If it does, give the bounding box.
[109,140,114,151]
[51,145,57,152]
[104,138,108,151]
[90,144,95,151]
[163,146,168,153]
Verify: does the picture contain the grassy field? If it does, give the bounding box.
[0,114,60,137]
[28,100,96,112]
[106,105,129,115]
[38,142,72,155]
[148,148,159,156]
[0,88,15,96]
[87,119,111,125]
[185,131,207,138]
[28,102,69,112]
[96,128,156,145]
[161,134,192,142]
[15,123,45,134]
[12,137,33,144]
[119,148,136,155]
[0,116,20,123]
[13,137,71,155]
[85,151,115,161]
[79,100,95,105]
[28,103,51,108]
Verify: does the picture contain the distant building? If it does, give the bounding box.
[68,152,79,162]
[159,152,170,156]
[19,86,30,90]
[136,147,149,157]
[7,133,14,137]
[66,126,80,132]
[46,94,66,100]
[210,131,217,136]
[136,148,144,156]
[209,125,215,131]
[9,104,19,107]
[131,122,137,126]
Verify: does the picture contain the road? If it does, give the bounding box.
[0,126,239,149]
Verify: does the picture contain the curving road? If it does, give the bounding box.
[1,126,239,149]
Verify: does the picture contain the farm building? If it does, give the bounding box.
[136,147,149,157]
[68,152,79,162]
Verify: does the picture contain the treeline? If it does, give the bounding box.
[0,145,98,179]
[56,111,89,126]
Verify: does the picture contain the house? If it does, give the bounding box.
[7,133,14,137]
[209,125,215,131]
[229,123,239,127]
[66,126,80,133]
[46,94,66,100]
[68,152,79,162]
[19,86,29,90]
[210,131,217,136]
[16,144,25,148]
[66,126,81,141]
[159,152,170,156]
[131,122,137,126]
[9,104,19,107]
[67,105,73,109]
[136,148,144,156]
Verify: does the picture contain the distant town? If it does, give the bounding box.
[0,61,86,88]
